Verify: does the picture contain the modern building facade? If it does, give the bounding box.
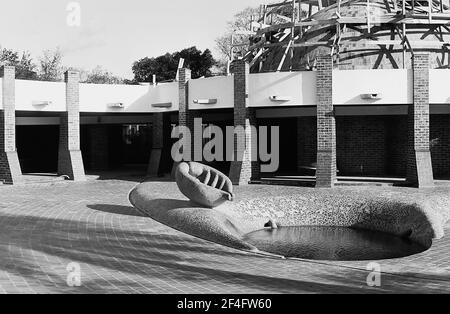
[1,0,450,188]
[0,53,449,188]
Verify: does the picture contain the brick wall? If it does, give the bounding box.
[152,113,164,149]
[345,114,450,179]
[148,113,164,176]
[297,117,317,171]
[386,116,407,177]
[89,125,109,170]
[336,116,387,176]
[430,114,450,178]
[59,71,81,153]
[162,113,179,174]
[229,60,259,185]
[178,68,191,127]
[0,66,22,184]
[406,53,434,187]
[297,115,413,178]
[58,71,86,181]
[1,66,16,152]
[316,55,336,187]
[177,68,194,161]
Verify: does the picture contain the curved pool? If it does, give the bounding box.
[243,226,428,261]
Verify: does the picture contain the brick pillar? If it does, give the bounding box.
[171,68,192,177]
[148,113,164,176]
[406,53,434,188]
[89,125,109,170]
[58,70,86,181]
[0,66,22,184]
[229,60,260,185]
[315,56,337,188]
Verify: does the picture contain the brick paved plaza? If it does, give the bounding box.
[0,176,448,294]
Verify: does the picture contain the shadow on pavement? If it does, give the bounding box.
[87,204,145,218]
[0,212,448,294]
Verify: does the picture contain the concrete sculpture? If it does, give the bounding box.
[175,162,234,208]
[129,180,448,259]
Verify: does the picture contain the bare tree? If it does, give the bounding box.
[83,66,124,84]
[215,7,261,62]
[215,5,307,66]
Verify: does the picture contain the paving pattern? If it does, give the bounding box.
[0,177,448,294]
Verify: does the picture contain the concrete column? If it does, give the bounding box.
[171,68,192,177]
[406,53,434,188]
[229,60,260,185]
[148,113,164,176]
[0,66,22,184]
[315,56,337,188]
[58,70,86,181]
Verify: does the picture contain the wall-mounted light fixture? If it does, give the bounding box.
[361,93,383,100]
[107,102,124,108]
[269,95,292,102]
[193,99,217,105]
[152,102,172,108]
[32,100,52,106]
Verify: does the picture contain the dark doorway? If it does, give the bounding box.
[159,115,178,176]
[81,124,151,172]
[16,125,59,173]
[258,117,298,175]
[119,124,151,167]
[200,119,233,175]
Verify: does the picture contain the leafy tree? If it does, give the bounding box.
[38,48,64,81]
[132,46,216,82]
[132,53,176,83]
[122,78,139,85]
[0,46,130,84]
[17,52,38,79]
[63,66,88,82]
[0,47,18,64]
[174,47,216,79]
[0,47,38,80]
[83,66,124,84]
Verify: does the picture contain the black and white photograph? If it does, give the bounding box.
[0,0,449,299]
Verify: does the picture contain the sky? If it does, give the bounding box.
[0,0,263,79]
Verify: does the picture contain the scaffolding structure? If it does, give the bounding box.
[236,0,450,71]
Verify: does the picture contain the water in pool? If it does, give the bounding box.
[243,226,428,261]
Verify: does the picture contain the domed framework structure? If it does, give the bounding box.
[239,0,450,72]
